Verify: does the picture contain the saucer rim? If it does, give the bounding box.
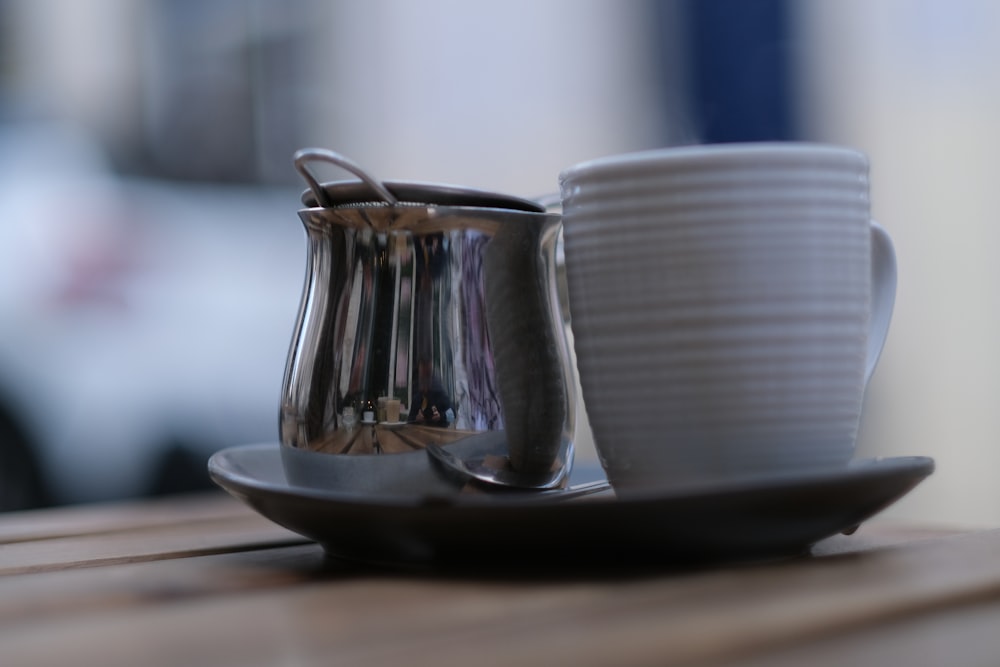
[208,442,934,510]
[208,443,935,569]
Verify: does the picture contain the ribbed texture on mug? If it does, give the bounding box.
[561,148,872,491]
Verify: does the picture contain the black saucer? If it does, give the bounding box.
[209,444,933,571]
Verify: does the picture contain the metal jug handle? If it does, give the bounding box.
[293,148,399,208]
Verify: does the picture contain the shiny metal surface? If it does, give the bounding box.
[279,150,575,492]
[426,437,572,490]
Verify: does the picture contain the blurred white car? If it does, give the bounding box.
[0,124,306,507]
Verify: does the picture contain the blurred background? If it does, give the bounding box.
[0,0,992,526]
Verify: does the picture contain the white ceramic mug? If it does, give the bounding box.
[559,143,896,494]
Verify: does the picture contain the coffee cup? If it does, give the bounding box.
[383,398,401,423]
[559,143,896,494]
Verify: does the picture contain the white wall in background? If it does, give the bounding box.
[302,0,673,197]
[797,0,1000,526]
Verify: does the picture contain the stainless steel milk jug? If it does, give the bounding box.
[279,149,575,493]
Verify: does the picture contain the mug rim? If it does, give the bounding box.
[559,142,868,184]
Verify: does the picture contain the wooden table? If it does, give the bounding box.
[0,491,997,667]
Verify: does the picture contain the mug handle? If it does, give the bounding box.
[866,221,897,383]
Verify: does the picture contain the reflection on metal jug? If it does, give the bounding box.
[279,149,575,494]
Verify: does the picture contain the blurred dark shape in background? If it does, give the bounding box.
[677,0,797,142]
[0,396,49,510]
[125,0,308,183]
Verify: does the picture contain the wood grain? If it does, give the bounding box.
[727,596,1000,667]
[0,543,330,626]
[0,492,250,544]
[0,497,305,575]
[0,507,993,667]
